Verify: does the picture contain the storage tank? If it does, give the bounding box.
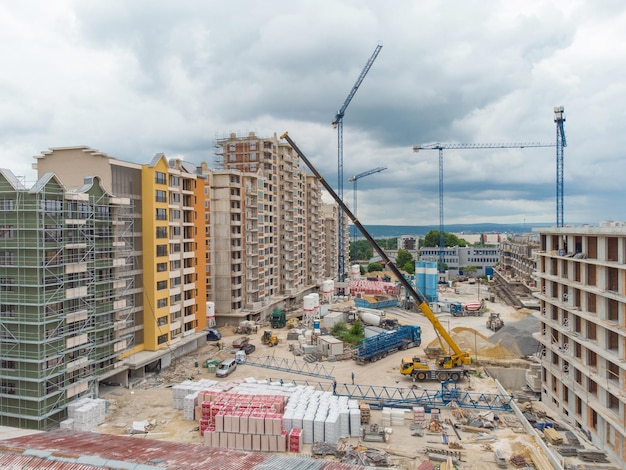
[322,280,334,294]
[415,261,426,296]
[206,301,215,317]
[303,294,315,312]
[424,261,438,302]
[351,264,361,279]
[311,293,320,308]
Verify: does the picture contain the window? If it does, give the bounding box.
[41,199,63,214]
[0,199,14,211]
[171,277,181,286]
[250,152,257,161]
[171,226,181,236]
[170,260,181,270]
[0,304,16,318]
[169,175,180,187]
[170,192,181,203]
[0,251,14,266]
[157,316,168,326]
[156,208,167,220]
[156,262,167,272]
[156,226,168,238]
[0,381,16,395]
[0,278,14,292]
[155,190,166,202]
[170,243,181,253]
[170,209,180,221]
[155,172,166,184]
[157,333,168,345]
[0,360,15,369]
[156,280,168,290]
[156,245,168,257]
[0,226,14,239]
[157,298,168,309]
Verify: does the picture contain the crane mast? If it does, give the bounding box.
[332,43,382,282]
[554,106,567,227]
[348,166,387,261]
[414,141,555,272]
[281,132,469,364]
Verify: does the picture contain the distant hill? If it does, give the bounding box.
[350,223,553,238]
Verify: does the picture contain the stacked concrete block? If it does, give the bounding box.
[65,397,107,432]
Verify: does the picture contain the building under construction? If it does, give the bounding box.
[0,169,136,430]
[534,226,626,464]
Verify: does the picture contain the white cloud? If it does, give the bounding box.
[0,0,624,226]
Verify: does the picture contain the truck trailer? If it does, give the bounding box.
[353,325,421,363]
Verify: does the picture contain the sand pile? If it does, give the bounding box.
[426,326,520,359]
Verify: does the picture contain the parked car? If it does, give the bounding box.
[240,343,256,355]
[206,328,222,341]
[215,358,237,378]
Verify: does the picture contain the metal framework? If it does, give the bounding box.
[414,141,555,270]
[348,166,387,261]
[554,106,567,227]
[332,43,382,282]
[0,172,134,430]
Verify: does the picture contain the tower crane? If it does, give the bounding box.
[413,141,555,271]
[554,106,567,227]
[332,43,382,282]
[348,166,387,262]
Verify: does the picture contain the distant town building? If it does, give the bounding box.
[419,245,499,278]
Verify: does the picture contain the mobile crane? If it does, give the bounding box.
[280,132,471,382]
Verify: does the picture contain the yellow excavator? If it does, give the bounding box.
[280,132,471,382]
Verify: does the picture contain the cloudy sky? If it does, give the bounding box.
[0,1,624,226]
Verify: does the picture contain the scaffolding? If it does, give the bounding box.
[0,171,134,430]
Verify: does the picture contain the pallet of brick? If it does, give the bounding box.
[359,402,370,424]
[381,407,392,427]
[289,428,303,452]
[413,406,425,424]
[324,411,340,444]
[391,408,405,426]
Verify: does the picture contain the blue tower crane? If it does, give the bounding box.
[414,141,555,271]
[332,43,382,282]
[554,106,567,227]
[348,166,388,261]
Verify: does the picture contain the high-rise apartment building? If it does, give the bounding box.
[212,132,326,323]
[0,168,134,430]
[534,226,626,463]
[141,155,207,351]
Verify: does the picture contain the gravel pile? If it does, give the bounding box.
[489,312,540,357]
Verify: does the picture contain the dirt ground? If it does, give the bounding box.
[97,281,545,468]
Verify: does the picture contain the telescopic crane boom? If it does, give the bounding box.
[281,132,470,369]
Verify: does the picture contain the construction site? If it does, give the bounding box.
[0,275,620,469]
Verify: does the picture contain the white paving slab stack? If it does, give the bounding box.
[64,397,107,432]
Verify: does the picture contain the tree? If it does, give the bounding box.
[464,265,478,277]
[367,263,383,272]
[396,248,414,274]
[422,230,468,248]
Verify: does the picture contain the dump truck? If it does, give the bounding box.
[280,132,471,382]
[269,308,286,328]
[353,325,422,363]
